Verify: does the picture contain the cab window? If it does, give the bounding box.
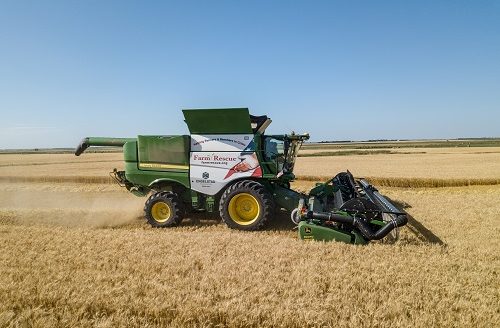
[264,137,285,172]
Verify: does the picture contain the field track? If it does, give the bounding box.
[2,174,500,188]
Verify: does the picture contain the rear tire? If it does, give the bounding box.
[144,192,183,228]
[219,180,274,231]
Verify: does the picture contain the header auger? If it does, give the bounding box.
[75,108,407,244]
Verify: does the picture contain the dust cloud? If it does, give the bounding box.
[0,189,145,228]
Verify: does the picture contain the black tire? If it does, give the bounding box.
[219,180,274,231]
[144,192,183,228]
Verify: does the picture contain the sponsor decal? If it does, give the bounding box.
[192,171,215,187]
[189,151,262,195]
[194,177,216,185]
[192,153,239,166]
[224,152,260,179]
[224,164,262,179]
[192,137,246,148]
[191,134,255,152]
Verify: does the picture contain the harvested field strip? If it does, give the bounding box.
[298,150,425,157]
[296,175,500,188]
[2,175,500,188]
[0,148,122,155]
[0,176,114,184]
[366,177,500,188]
[0,160,121,168]
[302,139,500,149]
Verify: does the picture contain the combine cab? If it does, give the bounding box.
[75,108,406,244]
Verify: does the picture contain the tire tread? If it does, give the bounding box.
[219,180,274,231]
[144,191,183,228]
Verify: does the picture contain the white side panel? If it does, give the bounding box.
[190,151,262,195]
[191,134,255,152]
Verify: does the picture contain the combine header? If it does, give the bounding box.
[75,108,406,244]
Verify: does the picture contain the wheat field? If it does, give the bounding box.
[2,149,500,180]
[0,150,499,327]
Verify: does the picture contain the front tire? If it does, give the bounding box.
[144,192,183,228]
[219,180,274,231]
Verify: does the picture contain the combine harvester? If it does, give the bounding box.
[75,108,407,244]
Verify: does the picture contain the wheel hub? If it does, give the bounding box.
[228,193,260,225]
[151,201,172,223]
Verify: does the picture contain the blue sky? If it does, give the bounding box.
[1,0,499,148]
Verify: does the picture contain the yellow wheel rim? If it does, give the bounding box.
[151,201,172,223]
[228,193,260,225]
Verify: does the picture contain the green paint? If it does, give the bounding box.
[352,231,369,245]
[182,108,253,134]
[190,190,199,209]
[124,162,190,190]
[138,135,190,168]
[270,183,302,212]
[370,219,386,227]
[309,182,334,198]
[86,137,136,147]
[298,221,368,245]
[298,221,353,243]
[123,141,138,162]
[206,196,215,212]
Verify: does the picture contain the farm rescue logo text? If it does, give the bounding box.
[192,153,239,165]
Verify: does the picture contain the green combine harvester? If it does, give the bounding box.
[75,108,407,244]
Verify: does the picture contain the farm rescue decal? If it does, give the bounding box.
[190,134,262,195]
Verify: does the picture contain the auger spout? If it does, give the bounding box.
[75,137,136,156]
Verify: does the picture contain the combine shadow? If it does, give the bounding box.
[179,209,296,232]
[267,209,296,231]
[180,212,221,228]
[387,197,446,246]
